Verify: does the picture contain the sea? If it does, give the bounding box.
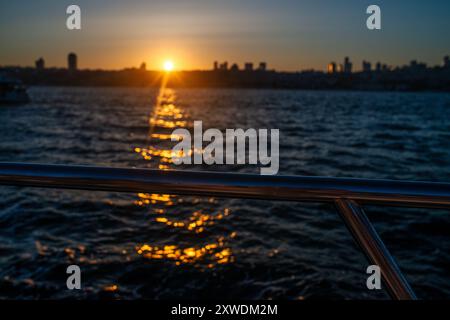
[0,86,449,299]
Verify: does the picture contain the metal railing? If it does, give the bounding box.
[2,162,450,299]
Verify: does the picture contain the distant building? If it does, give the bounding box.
[343,57,352,73]
[327,62,337,74]
[244,63,253,71]
[68,53,77,71]
[409,60,426,71]
[337,64,344,73]
[362,60,371,73]
[258,62,267,71]
[219,62,228,71]
[230,63,239,71]
[375,62,382,72]
[443,56,449,68]
[35,57,45,70]
[213,61,219,70]
[140,62,146,71]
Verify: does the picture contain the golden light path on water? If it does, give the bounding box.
[133,71,236,268]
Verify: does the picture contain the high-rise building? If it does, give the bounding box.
[219,62,228,71]
[213,61,219,70]
[375,62,382,72]
[444,56,449,68]
[68,53,77,71]
[230,63,239,71]
[409,60,427,71]
[258,62,267,71]
[362,60,372,73]
[35,57,45,70]
[327,62,337,74]
[140,62,146,71]
[244,63,253,71]
[343,57,352,73]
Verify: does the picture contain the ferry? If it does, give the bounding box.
[0,76,29,104]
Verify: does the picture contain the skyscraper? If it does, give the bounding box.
[327,62,337,74]
[68,53,77,71]
[444,56,450,68]
[362,60,372,73]
[258,62,267,71]
[344,57,352,73]
[219,62,228,70]
[375,62,382,72]
[35,57,45,70]
[244,63,253,71]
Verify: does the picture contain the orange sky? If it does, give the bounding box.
[1,1,449,71]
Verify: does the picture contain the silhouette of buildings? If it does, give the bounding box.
[325,56,444,74]
[409,60,427,71]
[344,57,352,73]
[443,56,449,68]
[219,62,228,71]
[327,62,337,74]
[244,63,254,71]
[258,62,267,71]
[327,57,353,73]
[375,62,381,72]
[68,53,77,71]
[140,62,146,71]
[362,60,371,72]
[214,61,267,72]
[35,57,45,70]
[3,54,450,91]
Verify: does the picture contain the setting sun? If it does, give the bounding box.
[163,60,174,72]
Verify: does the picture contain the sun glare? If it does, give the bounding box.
[163,60,174,72]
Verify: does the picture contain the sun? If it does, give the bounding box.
[163,60,174,72]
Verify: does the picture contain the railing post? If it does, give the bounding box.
[334,199,417,300]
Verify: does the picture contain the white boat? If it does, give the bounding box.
[0,76,29,104]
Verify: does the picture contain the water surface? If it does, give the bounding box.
[0,87,449,299]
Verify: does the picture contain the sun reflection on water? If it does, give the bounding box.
[133,81,235,268]
[136,233,236,266]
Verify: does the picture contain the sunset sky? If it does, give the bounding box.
[1,0,449,71]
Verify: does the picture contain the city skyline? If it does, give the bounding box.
[1,0,450,71]
[21,53,450,73]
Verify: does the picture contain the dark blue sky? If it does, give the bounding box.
[1,0,449,70]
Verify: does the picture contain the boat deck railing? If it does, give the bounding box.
[2,162,450,300]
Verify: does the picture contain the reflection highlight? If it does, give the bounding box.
[133,77,235,267]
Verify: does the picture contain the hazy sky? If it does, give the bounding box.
[1,0,449,71]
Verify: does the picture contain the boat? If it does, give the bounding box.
[0,75,29,104]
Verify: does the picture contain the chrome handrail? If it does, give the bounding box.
[2,162,449,299]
